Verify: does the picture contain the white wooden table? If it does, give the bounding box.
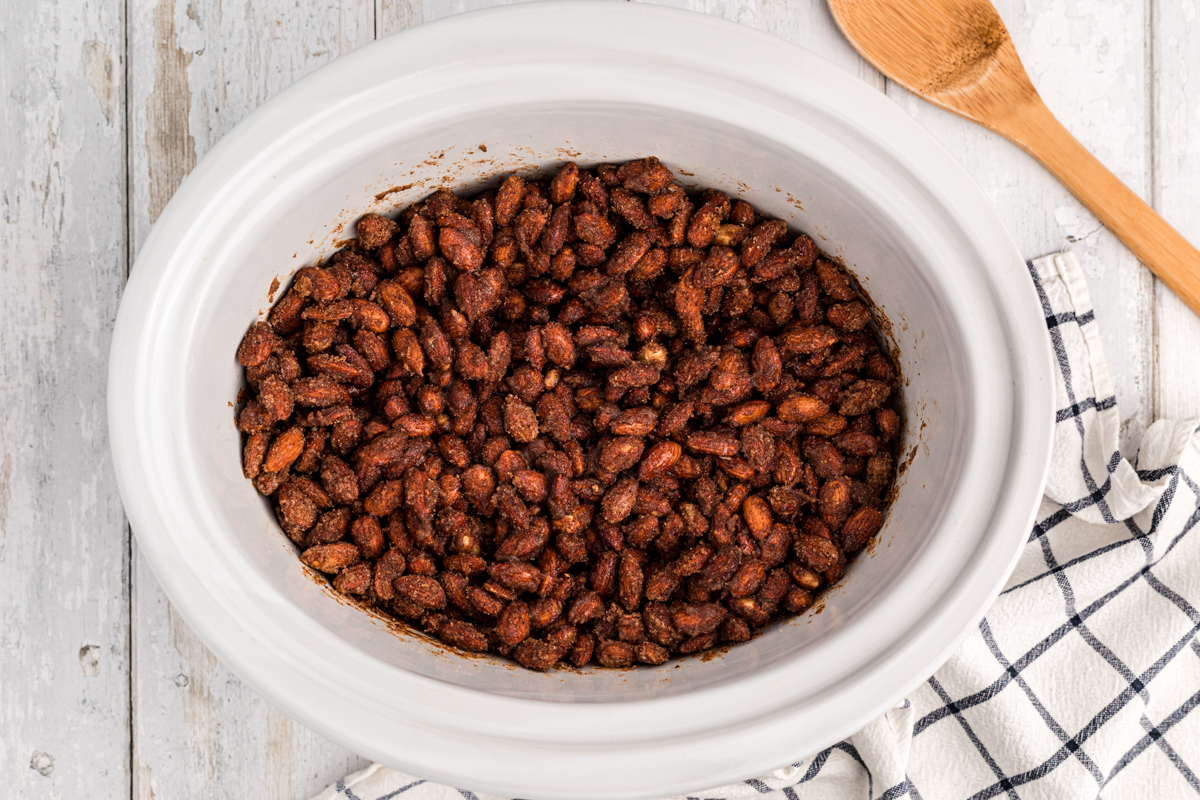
[3,0,1199,796]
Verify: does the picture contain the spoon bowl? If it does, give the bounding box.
[828,0,1034,120]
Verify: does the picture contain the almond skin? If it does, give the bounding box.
[263,427,305,473]
[301,542,360,574]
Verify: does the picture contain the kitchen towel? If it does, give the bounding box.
[311,251,1200,800]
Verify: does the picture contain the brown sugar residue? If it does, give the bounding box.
[375,183,415,201]
[300,562,328,587]
[697,643,735,662]
[835,258,907,506]
[478,143,488,152]
[300,560,505,665]
[267,275,280,302]
[844,260,903,383]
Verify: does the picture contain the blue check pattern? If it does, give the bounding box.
[313,252,1200,800]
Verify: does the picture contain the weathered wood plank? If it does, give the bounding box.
[1152,0,1200,421]
[128,1,374,798]
[0,0,131,796]
[887,0,1155,455]
[132,561,373,800]
[380,0,884,86]
[377,0,422,36]
[637,0,886,87]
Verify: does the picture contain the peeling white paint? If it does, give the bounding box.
[82,39,120,126]
[2,0,130,796]
[79,644,102,677]
[1167,56,1191,157]
[1154,0,1200,420]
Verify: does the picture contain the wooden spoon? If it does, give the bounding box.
[827,0,1200,316]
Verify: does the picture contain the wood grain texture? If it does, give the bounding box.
[886,0,1155,455]
[638,0,887,87]
[1153,0,1200,420]
[132,561,371,800]
[128,1,374,798]
[0,0,131,796]
[377,0,423,35]
[381,0,888,90]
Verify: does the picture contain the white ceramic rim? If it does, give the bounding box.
[109,3,1056,798]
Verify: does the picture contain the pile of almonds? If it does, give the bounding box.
[236,157,899,670]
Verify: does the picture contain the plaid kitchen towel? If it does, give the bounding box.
[312,251,1200,800]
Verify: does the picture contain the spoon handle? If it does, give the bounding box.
[997,97,1200,315]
